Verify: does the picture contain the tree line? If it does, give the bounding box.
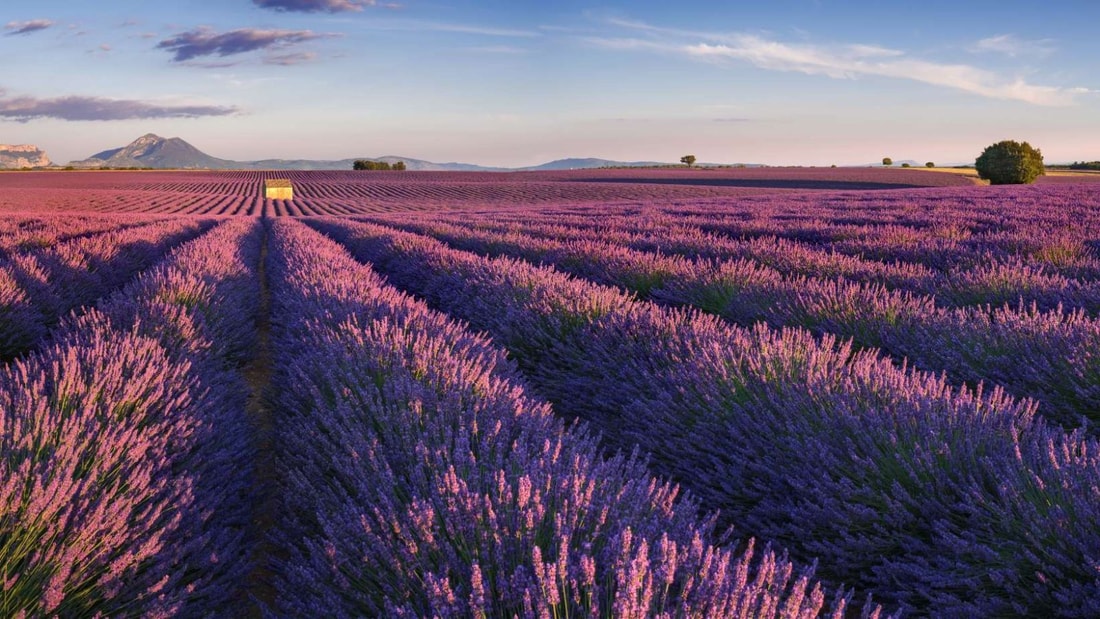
[353,160,406,171]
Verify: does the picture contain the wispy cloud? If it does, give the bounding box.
[4,19,55,36]
[971,34,1055,58]
[361,19,540,38]
[263,51,318,65]
[430,23,537,37]
[253,0,398,12]
[157,27,337,62]
[0,88,238,122]
[589,20,1083,106]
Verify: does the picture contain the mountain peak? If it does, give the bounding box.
[70,134,233,169]
[133,133,166,144]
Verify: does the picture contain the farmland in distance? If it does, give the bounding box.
[4,166,1100,617]
[0,166,981,215]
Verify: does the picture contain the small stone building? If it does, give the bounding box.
[264,179,293,200]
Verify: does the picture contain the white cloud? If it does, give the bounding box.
[685,38,1074,106]
[971,34,1055,58]
[362,19,540,38]
[593,20,1081,107]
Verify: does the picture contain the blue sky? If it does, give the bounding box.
[1,0,1097,166]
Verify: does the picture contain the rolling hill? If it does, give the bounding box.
[66,134,683,171]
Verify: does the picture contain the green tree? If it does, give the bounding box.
[925,161,935,168]
[901,163,911,168]
[353,159,393,171]
[393,161,407,171]
[882,157,893,166]
[975,140,1045,185]
[680,154,697,167]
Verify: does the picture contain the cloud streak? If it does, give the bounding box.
[0,89,238,122]
[591,20,1083,106]
[970,34,1056,58]
[253,0,395,12]
[157,27,336,62]
[361,19,540,38]
[263,51,318,66]
[4,19,55,36]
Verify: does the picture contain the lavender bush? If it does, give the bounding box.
[0,217,213,358]
[311,218,1100,615]
[0,218,260,616]
[367,215,1100,430]
[267,218,858,618]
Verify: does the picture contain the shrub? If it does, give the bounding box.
[925,162,935,168]
[975,140,1045,185]
[353,160,393,171]
[901,163,911,168]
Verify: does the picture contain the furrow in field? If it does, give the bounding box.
[309,217,1100,616]
[263,218,853,618]
[407,197,1100,310]
[0,217,217,359]
[371,215,1100,431]
[0,218,261,616]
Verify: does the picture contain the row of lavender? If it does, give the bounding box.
[310,217,1100,616]
[1,219,260,616]
[376,205,1100,312]
[444,184,1100,305]
[367,213,1100,430]
[0,214,170,255]
[265,218,857,617]
[423,210,1100,312]
[1,167,983,216]
[2,216,870,617]
[0,217,214,359]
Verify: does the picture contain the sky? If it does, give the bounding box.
[1,0,1097,167]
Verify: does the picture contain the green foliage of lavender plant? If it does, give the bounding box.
[314,217,1100,616]
[267,219,854,618]
[0,219,260,615]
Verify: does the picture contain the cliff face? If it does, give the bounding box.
[0,144,52,169]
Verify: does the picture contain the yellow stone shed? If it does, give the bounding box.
[264,179,294,200]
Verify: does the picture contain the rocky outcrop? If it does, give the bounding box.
[0,144,52,169]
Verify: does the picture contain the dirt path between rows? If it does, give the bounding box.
[240,221,279,614]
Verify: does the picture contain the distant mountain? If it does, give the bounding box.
[0,144,52,169]
[68,134,509,171]
[69,134,237,169]
[520,158,667,171]
[67,134,687,171]
[245,156,505,172]
[87,146,125,160]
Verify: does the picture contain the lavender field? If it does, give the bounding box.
[3,168,1100,617]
